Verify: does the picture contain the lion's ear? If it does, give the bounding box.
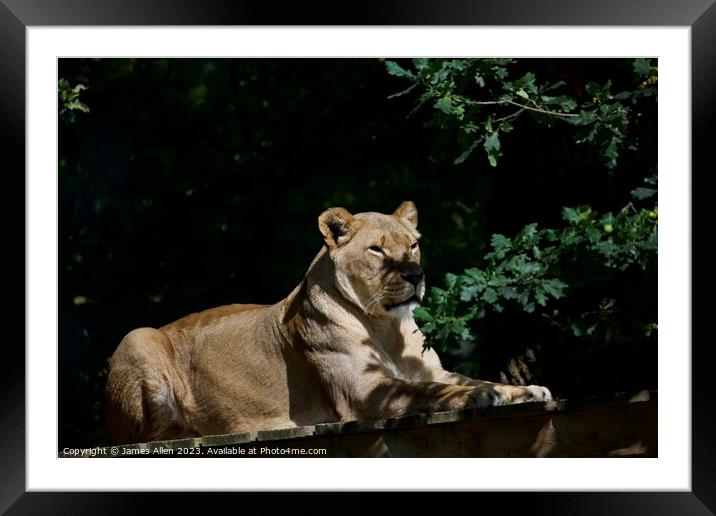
[318,207,355,248]
[394,201,418,229]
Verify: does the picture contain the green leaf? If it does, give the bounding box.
[644,227,658,251]
[542,95,578,112]
[461,122,479,135]
[457,324,473,342]
[490,234,511,255]
[631,187,657,200]
[543,80,566,92]
[562,207,580,224]
[544,229,559,242]
[445,273,459,289]
[482,288,498,304]
[561,99,577,112]
[412,58,429,70]
[420,321,436,335]
[506,256,541,276]
[542,278,568,298]
[454,138,480,165]
[585,82,600,98]
[66,100,90,113]
[412,306,434,322]
[569,110,596,127]
[519,223,539,244]
[487,275,509,288]
[499,286,519,300]
[492,65,508,80]
[560,228,583,246]
[517,72,537,94]
[485,132,500,151]
[385,60,414,79]
[435,96,456,115]
[464,268,486,282]
[594,240,619,258]
[644,323,658,337]
[585,226,602,243]
[484,132,501,167]
[460,285,480,302]
[600,212,615,226]
[633,58,652,77]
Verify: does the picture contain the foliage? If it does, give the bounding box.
[386,57,657,390]
[58,78,90,123]
[414,176,657,353]
[385,58,657,169]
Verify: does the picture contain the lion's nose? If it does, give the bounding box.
[401,271,424,287]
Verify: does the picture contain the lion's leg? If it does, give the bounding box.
[439,371,552,404]
[415,342,552,406]
[105,328,191,444]
[340,377,502,420]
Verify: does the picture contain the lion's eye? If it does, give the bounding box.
[410,242,419,250]
[368,245,384,255]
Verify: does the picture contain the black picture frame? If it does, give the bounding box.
[4,1,714,513]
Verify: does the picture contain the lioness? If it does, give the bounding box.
[106,202,552,444]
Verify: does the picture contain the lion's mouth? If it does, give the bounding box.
[384,295,421,311]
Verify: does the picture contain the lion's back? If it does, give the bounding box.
[159,303,268,333]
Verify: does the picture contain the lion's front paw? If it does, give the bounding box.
[531,385,553,402]
[467,385,504,408]
[494,384,552,404]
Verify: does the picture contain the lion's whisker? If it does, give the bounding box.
[362,288,387,321]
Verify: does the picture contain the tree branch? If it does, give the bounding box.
[494,108,525,124]
[502,99,579,118]
[467,98,579,118]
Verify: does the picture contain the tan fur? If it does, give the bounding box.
[105,201,552,444]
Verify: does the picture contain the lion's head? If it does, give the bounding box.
[318,201,425,318]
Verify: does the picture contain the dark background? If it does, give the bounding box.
[58,58,656,449]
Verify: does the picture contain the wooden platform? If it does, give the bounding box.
[62,390,657,458]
